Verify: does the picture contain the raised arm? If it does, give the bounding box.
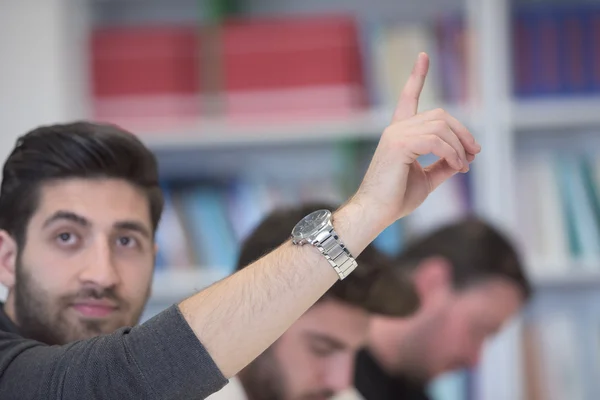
[179,52,481,378]
[0,53,480,400]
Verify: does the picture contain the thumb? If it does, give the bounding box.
[392,52,430,122]
[423,158,460,192]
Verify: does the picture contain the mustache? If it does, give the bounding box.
[64,287,124,306]
[301,391,335,400]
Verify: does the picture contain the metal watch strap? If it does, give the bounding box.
[315,229,358,280]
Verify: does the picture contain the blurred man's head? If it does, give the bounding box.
[235,203,419,400]
[0,122,163,345]
[368,217,532,382]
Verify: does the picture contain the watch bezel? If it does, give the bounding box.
[291,209,332,241]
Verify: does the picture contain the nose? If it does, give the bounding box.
[78,237,120,289]
[324,357,355,394]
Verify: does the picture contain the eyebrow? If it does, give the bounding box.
[43,211,89,228]
[115,221,152,239]
[43,211,152,239]
[305,332,348,351]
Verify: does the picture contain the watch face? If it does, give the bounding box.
[292,209,330,239]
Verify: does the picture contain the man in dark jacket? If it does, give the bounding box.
[353,218,532,400]
[0,52,481,399]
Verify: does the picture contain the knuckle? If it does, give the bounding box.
[428,135,444,147]
[432,107,447,118]
[431,120,447,131]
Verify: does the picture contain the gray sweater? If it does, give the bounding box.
[0,303,227,399]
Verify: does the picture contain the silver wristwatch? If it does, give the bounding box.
[290,209,358,280]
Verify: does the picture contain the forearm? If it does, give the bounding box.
[179,199,386,378]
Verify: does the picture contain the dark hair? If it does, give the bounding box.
[399,217,532,300]
[0,121,163,247]
[236,202,419,317]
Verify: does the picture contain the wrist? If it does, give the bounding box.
[332,197,389,258]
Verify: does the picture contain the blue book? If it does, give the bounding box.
[180,184,238,274]
[356,16,384,108]
[554,5,593,95]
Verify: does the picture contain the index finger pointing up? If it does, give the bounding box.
[392,52,430,122]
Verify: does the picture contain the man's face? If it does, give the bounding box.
[393,278,523,381]
[2,178,155,345]
[239,298,370,400]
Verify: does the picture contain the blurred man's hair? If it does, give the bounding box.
[236,202,419,317]
[399,217,532,300]
[0,121,163,248]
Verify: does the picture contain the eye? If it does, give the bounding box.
[310,343,334,358]
[56,232,78,246]
[117,236,137,248]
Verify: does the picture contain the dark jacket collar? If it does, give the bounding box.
[0,302,20,334]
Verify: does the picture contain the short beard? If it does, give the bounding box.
[238,346,285,400]
[13,254,146,346]
[238,345,335,400]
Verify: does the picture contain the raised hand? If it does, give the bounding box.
[354,52,481,226]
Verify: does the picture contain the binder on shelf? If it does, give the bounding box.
[516,150,600,279]
[91,25,202,122]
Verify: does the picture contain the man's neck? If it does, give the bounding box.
[366,316,432,386]
[366,317,410,376]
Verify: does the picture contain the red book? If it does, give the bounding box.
[220,15,367,117]
[222,15,363,90]
[91,26,200,97]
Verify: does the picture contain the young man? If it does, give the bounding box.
[0,53,481,399]
[350,217,532,400]
[208,203,419,400]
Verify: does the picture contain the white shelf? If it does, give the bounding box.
[513,97,600,132]
[533,273,600,289]
[527,257,600,289]
[148,269,230,303]
[532,273,600,290]
[133,108,388,150]
[130,104,469,151]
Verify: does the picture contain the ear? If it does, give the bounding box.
[0,231,18,290]
[411,256,452,305]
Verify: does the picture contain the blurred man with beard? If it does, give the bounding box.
[348,218,533,400]
[208,203,420,400]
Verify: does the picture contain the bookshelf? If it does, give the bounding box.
[531,268,600,290]
[514,97,600,132]
[3,0,600,399]
[135,107,400,150]
[126,104,471,150]
[144,260,600,306]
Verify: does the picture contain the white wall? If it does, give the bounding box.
[0,0,90,166]
[0,0,90,300]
